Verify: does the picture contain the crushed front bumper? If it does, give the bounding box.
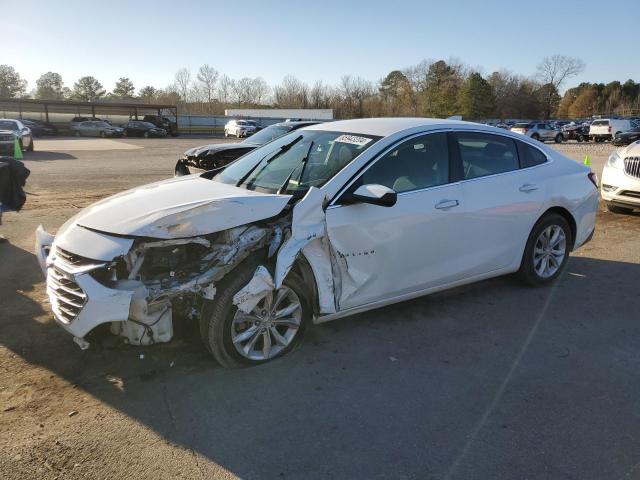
[35,225,136,343]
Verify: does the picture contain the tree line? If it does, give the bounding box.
[0,56,638,120]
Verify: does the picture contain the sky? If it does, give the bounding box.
[3,0,639,94]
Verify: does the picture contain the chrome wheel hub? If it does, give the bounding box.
[533,225,566,279]
[231,286,302,361]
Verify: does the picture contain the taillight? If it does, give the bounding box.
[588,172,598,188]
[608,126,612,133]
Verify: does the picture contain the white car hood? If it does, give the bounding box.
[71,175,291,239]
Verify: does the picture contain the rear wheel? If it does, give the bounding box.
[517,213,572,287]
[200,263,309,368]
[606,203,634,214]
[531,133,540,141]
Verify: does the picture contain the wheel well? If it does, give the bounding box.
[541,207,577,250]
[291,256,319,315]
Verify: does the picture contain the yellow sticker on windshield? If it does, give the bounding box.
[334,135,372,146]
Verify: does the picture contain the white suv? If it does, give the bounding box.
[224,119,257,138]
[589,118,633,143]
[601,141,640,213]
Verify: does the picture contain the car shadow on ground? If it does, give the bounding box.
[23,151,77,161]
[2,242,640,479]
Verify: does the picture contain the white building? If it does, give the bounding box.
[224,109,333,120]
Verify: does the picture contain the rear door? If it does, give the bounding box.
[453,131,546,276]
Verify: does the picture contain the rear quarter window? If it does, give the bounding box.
[517,141,548,168]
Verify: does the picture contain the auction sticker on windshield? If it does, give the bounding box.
[334,134,373,146]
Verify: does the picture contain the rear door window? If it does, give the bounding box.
[455,132,519,180]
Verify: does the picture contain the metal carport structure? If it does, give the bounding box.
[0,97,177,133]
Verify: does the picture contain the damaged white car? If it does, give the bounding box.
[35,118,598,367]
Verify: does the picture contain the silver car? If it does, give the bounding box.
[0,118,34,152]
[510,122,564,143]
[72,121,123,138]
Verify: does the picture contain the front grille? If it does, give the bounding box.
[619,190,640,199]
[48,266,86,323]
[56,247,99,268]
[0,134,13,142]
[624,157,640,178]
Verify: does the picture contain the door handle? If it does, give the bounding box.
[519,184,539,192]
[435,199,459,210]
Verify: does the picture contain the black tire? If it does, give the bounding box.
[555,133,563,143]
[143,131,149,138]
[199,261,310,368]
[517,213,572,287]
[577,134,584,143]
[606,203,633,214]
[531,133,540,141]
[27,139,34,152]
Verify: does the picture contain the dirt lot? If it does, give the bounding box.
[1,137,640,479]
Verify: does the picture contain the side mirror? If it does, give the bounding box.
[351,184,397,207]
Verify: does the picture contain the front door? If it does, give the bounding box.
[325,132,466,311]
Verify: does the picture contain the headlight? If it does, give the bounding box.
[607,152,624,169]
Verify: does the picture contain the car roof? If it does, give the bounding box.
[302,117,473,137]
[273,121,319,129]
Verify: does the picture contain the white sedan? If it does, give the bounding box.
[601,141,640,214]
[35,118,598,367]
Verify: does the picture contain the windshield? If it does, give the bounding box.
[243,125,291,145]
[141,122,156,128]
[0,120,18,131]
[214,130,380,194]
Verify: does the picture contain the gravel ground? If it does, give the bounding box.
[1,137,639,480]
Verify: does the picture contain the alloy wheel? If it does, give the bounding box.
[533,225,566,278]
[231,286,302,361]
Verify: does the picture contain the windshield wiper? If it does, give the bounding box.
[277,141,314,195]
[236,135,303,188]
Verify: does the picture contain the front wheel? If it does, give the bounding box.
[555,133,563,143]
[531,133,540,141]
[517,213,572,287]
[200,263,309,368]
[27,138,34,151]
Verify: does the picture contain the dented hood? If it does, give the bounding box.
[73,175,291,239]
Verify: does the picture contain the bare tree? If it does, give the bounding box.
[196,64,218,103]
[174,68,191,102]
[536,55,585,91]
[217,74,232,104]
[251,77,270,104]
[274,75,309,108]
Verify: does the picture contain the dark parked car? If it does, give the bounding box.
[562,124,591,142]
[21,119,58,136]
[174,121,319,176]
[612,126,640,146]
[122,121,167,138]
[142,115,178,136]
